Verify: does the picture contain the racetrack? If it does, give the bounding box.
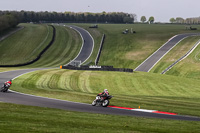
[0,26,200,121]
[64,25,94,65]
[134,33,200,72]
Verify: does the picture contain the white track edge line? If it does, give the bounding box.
[64,25,94,66]
[134,35,178,71]
[64,25,84,66]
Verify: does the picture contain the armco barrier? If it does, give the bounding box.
[95,34,105,65]
[61,65,133,73]
[0,25,56,67]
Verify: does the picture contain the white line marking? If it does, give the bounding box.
[131,109,157,113]
[134,35,178,71]
[9,90,90,106]
[64,26,84,66]
[64,25,94,66]
[134,34,200,72]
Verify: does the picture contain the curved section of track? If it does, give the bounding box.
[134,33,200,72]
[0,27,200,121]
[64,25,94,65]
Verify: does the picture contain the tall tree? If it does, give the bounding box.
[176,17,184,24]
[148,16,155,24]
[140,16,146,23]
[169,18,176,23]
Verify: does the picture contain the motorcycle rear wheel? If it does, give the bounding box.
[102,100,109,107]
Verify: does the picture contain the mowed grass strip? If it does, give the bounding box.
[11,69,200,117]
[28,25,82,67]
[1,103,200,133]
[0,24,52,65]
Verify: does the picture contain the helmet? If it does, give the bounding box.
[104,89,108,92]
[9,79,12,82]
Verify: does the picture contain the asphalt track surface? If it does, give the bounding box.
[135,33,200,72]
[0,27,200,121]
[64,25,94,65]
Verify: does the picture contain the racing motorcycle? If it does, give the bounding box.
[92,95,113,107]
[0,83,10,92]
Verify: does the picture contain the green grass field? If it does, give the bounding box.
[0,24,82,67]
[27,25,82,67]
[1,102,200,133]
[0,24,52,65]
[10,69,200,117]
[151,36,200,76]
[73,23,200,69]
[1,23,200,132]
[165,38,200,79]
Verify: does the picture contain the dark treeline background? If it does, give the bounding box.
[0,13,20,33]
[0,10,136,33]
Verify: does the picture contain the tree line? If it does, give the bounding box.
[170,17,200,24]
[0,10,136,24]
[140,16,155,24]
[0,13,20,33]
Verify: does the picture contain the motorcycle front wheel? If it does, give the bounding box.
[92,100,96,106]
[0,87,7,92]
[102,100,109,107]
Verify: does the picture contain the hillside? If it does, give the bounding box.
[0,24,52,65]
[0,24,82,67]
[1,23,200,132]
[74,23,200,78]
[11,69,200,117]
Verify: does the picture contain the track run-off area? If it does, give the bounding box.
[0,25,200,121]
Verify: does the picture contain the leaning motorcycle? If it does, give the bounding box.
[92,95,113,107]
[0,83,10,92]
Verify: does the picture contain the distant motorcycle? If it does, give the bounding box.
[0,83,11,92]
[92,95,113,107]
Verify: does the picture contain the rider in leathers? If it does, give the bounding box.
[97,89,109,101]
[3,79,12,91]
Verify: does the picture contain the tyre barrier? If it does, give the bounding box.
[0,25,56,67]
[61,65,133,73]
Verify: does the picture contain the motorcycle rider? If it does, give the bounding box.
[3,79,12,91]
[97,89,109,101]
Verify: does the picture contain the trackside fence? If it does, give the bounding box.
[61,65,133,73]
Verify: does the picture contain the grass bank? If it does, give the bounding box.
[11,69,200,117]
[72,24,200,69]
[165,37,200,79]
[27,25,82,67]
[151,36,200,74]
[0,24,52,65]
[0,24,82,68]
[0,103,200,133]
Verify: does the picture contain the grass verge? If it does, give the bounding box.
[0,24,52,65]
[151,36,200,75]
[25,25,82,68]
[71,24,200,69]
[0,102,200,133]
[10,69,200,117]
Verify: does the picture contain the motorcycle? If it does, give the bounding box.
[0,83,10,92]
[92,95,113,107]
